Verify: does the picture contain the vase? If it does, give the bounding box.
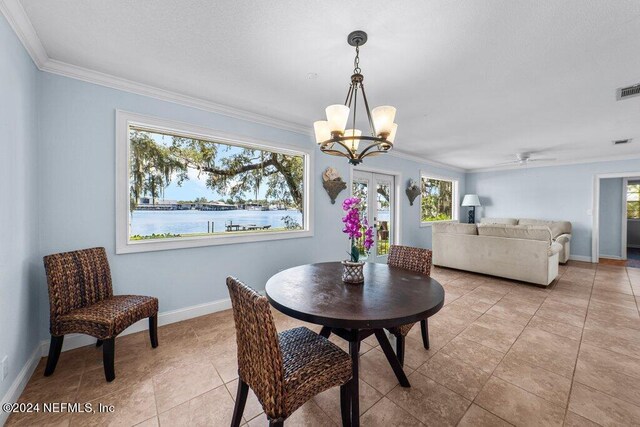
[342,260,365,284]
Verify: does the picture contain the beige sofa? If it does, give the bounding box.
[479,218,572,263]
[432,222,563,286]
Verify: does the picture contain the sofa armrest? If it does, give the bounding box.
[555,234,571,244]
[548,242,563,256]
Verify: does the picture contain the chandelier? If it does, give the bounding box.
[314,30,398,165]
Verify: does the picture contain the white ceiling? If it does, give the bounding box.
[14,0,640,170]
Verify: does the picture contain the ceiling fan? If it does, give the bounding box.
[497,152,556,166]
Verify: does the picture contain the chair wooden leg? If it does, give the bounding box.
[231,379,249,427]
[420,319,430,350]
[268,420,284,426]
[149,314,158,348]
[44,335,64,376]
[96,339,103,347]
[395,334,405,367]
[340,382,352,427]
[103,337,116,382]
[319,326,331,338]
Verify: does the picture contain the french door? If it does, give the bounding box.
[352,170,395,263]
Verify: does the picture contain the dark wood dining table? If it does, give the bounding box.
[265,262,445,426]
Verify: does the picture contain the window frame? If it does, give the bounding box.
[115,110,314,254]
[419,172,459,227]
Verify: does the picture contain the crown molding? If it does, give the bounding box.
[389,149,467,173]
[0,0,47,66]
[0,1,311,135]
[467,152,640,173]
[40,59,312,134]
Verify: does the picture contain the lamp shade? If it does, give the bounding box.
[325,104,350,133]
[461,194,481,207]
[372,106,397,135]
[344,129,362,151]
[313,121,331,144]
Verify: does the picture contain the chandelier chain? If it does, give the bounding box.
[353,43,361,74]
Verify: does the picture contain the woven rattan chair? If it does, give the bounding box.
[227,277,353,427]
[43,247,158,382]
[386,245,433,365]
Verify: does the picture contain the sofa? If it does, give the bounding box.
[432,222,564,286]
[479,218,572,263]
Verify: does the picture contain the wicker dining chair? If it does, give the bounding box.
[386,245,433,365]
[43,247,159,382]
[227,277,353,427]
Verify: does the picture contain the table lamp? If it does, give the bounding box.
[461,194,481,224]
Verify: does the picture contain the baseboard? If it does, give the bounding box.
[569,255,592,262]
[40,296,234,356]
[599,255,623,260]
[0,345,41,426]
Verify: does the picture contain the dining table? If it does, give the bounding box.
[265,261,445,426]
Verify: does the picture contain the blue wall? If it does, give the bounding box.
[0,14,40,406]
[466,160,640,259]
[36,73,465,339]
[599,178,623,258]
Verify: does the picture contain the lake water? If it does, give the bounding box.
[130,209,303,236]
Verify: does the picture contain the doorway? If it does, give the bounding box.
[352,170,396,263]
[593,173,640,268]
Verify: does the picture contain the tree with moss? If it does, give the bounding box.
[129,130,304,212]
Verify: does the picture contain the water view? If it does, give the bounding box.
[130,209,303,237]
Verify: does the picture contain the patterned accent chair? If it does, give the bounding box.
[386,245,433,365]
[43,247,158,382]
[226,277,353,427]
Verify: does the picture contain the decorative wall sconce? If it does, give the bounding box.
[322,167,347,204]
[406,179,421,206]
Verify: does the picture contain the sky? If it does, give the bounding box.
[143,130,270,202]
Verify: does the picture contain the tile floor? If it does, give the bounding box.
[6,261,640,426]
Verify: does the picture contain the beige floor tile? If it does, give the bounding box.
[76,356,155,402]
[359,397,424,427]
[396,335,437,370]
[152,361,223,410]
[475,377,565,427]
[507,327,579,378]
[359,348,414,395]
[484,303,533,326]
[535,306,585,328]
[562,411,600,427]
[589,289,638,309]
[134,417,159,427]
[419,351,490,400]
[586,309,640,331]
[457,404,512,427]
[387,371,470,426]
[581,327,640,360]
[592,281,634,296]
[158,385,237,426]
[441,336,504,374]
[493,353,572,406]
[584,318,640,343]
[225,379,264,422]
[527,315,583,341]
[5,412,71,427]
[587,299,640,318]
[458,314,525,353]
[247,401,335,426]
[312,380,382,424]
[70,380,156,426]
[574,343,640,405]
[568,382,640,426]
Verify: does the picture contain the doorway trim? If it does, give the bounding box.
[349,166,402,248]
[591,171,640,263]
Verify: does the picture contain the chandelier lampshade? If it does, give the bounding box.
[314,30,398,165]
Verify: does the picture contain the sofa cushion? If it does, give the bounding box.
[479,217,519,225]
[432,222,478,235]
[477,224,552,244]
[518,218,572,239]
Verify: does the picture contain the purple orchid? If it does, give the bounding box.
[341,197,375,262]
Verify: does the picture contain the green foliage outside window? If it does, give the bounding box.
[421,177,454,222]
[628,183,640,219]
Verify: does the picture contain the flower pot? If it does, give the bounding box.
[342,260,365,284]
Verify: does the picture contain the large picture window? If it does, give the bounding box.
[420,175,458,224]
[628,182,640,219]
[116,112,312,253]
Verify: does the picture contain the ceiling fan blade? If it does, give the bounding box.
[495,160,520,166]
